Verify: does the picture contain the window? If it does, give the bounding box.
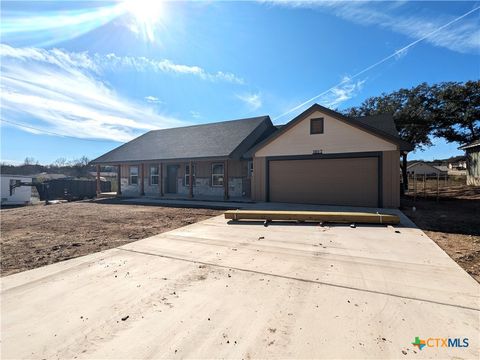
[212,163,224,187]
[310,118,324,134]
[185,164,196,187]
[129,166,138,185]
[150,165,159,185]
[248,161,254,178]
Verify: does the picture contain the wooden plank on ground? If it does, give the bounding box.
[224,210,400,225]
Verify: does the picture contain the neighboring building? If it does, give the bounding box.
[92,104,413,208]
[1,174,32,206]
[459,140,480,186]
[443,165,467,176]
[407,162,448,176]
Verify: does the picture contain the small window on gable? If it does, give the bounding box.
[310,118,324,134]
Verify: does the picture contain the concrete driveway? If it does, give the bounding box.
[2,211,479,359]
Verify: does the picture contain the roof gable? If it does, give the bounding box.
[251,104,413,155]
[92,116,273,164]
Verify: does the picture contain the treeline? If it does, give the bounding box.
[1,156,95,178]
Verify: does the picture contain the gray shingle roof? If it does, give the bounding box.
[459,139,480,150]
[92,116,272,164]
[354,114,400,138]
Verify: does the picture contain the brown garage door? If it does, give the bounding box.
[269,157,379,207]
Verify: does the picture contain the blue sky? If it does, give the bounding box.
[1,0,479,165]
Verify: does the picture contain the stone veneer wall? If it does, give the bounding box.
[119,177,245,198]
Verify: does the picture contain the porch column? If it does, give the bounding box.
[140,163,145,196]
[224,159,229,200]
[189,160,194,198]
[117,165,122,195]
[160,162,164,196]
[96,164,101,196]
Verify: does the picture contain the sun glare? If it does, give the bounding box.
[122,0,165,41]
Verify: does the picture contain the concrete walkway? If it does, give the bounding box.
[99,197,414,217]
[1,214,479,359]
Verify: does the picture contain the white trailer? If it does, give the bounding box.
[1,174,32,206]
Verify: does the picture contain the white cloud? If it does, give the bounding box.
[0,159,24,166]
[0,44,185,142]
[98,53,244,84]
[0,44,244,85]
[190,111,202,119]
[262,1,480,54]
[316,76,365,109]
[144,95,162,104]
[236,92,262,111]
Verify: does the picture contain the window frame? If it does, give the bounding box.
[211,163,225,187]
[150,165,159,186]
[310,117,324,134]
[247,161,254,178]
[129,166,139,185]
[185,164,196,187]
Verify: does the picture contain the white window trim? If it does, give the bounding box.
[129,166,139,185]
[185,164,196,187]
[211,163,224,187]
[247,161,254,178]
[150,165,159,185]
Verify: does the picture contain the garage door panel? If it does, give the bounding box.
[269,157,378,207]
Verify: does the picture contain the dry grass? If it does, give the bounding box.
[0,201,221,276]
[402,185,480,283]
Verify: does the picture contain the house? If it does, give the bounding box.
[407,162,448,176]
[1,174,32,206]
[459,140,480,186]
[91,104,413,208]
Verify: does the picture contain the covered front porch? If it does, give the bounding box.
[95,158,252,202]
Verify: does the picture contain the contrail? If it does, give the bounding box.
[273,5,480,121]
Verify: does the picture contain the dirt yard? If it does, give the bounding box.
[402,185,480,283]
[1,201,221,276]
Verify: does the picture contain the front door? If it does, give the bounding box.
[166,165,178,193]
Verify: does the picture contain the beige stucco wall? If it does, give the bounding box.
[251,157,267,201]
[255,110,397,157]
[382,150,400,208]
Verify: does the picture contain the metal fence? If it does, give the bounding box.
[405,174,466,202]
[36,179,111,201]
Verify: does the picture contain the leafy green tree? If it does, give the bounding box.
[344,80,480,191]
[344,83,437,190]
[432,81,480,144]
